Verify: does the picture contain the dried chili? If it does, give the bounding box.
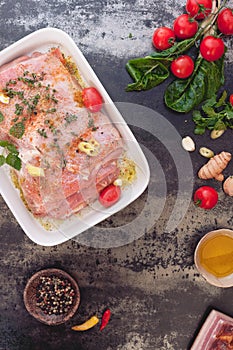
[100,309,111,331]
[71,315,99,331]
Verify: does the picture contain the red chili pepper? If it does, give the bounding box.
[100,309,111,331]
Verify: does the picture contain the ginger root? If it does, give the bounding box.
[223,176,233,196]
[198,151,231,181]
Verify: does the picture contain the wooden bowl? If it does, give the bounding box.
[23,268,80,325]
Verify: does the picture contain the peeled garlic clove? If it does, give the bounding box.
[210,129,225,139]
[113,178,123,187]
[26,163,45,177]
[182,136,195,152]
[0,92,10,104]
[78,138,100,157]
[199,147,214,158]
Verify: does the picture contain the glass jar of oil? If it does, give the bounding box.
[194,229,233,287]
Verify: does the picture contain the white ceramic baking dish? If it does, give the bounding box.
[0,28,150,246]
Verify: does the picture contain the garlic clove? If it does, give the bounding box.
[182,136,195,152]
[78,138,100,157]
[0,92,10,104]
[26,164,45,177]
[210,129,225,139]
[199,147,214,158]
[113,178,123,187]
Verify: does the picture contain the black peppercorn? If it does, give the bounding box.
[36,275,75,315]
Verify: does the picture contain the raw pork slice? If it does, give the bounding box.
[0,48,124,218]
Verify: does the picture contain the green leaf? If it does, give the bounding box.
[202,95,217,108]
[165,56,225,113]
[0,140,9,147]
[194,125,206,135]
[9,122,25,139]
[192,110,203,122]
[216,90,227,107]
[150,36,198,59]
[214,120,227,130]
[126,57,170,91]
[226,108,233,128]
[0,111,4,123]
[6,143,19,155]
[0,155,5,166]
[202,105,217,117]
[204,57,225,99]
[125,35,200,92]
[0,140,19,154]
[5,153,21,170]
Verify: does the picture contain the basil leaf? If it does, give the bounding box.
[6,143,19,155]
[126,57,171,91]
[165,56,225,113]
[0,155,5,166]
[0,140,19,155]
[0,111,4,123]
[9,122,25,139]
[0,140,9,147]
[6,153,21,170]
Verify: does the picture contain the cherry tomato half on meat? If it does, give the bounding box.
[186,0,212,20]
[230,94,233,106]
[82,87,103,113]
[193,186,218,210]
[217,8,233,35]
[173,14,198,39]
[152,27,176,50]
[200,36,225,61]
[170,55,194,79]
[99,184,121,208]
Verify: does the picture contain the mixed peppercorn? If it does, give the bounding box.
[36,275,75,316]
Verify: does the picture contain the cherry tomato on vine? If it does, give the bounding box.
[82,87,103,113]
[230,94,233,106]
[173,14,198,39]
[217,8,233,35]
[99,184,121,208]
[200,36,225,61]
[171,55,194,79]
[186,0,212,20]
[193,186,218,210]
[152,27,176,50]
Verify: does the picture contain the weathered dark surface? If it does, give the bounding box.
[0,0,233,349]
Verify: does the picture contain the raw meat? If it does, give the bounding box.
[0,48,124,218]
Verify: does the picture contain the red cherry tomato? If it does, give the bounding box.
[230,94,233,106]
[200,36,225,61]
[82,87,103,113]
[193,186,218,209]
[186,0,212,20]
[171,55,194,79]
[173,14,198,39]
[152,27,176,50]
[217,8,233,35]
[99,184,121,208]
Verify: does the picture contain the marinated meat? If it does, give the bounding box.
[210,324,233,350]
[0,48,124,218]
